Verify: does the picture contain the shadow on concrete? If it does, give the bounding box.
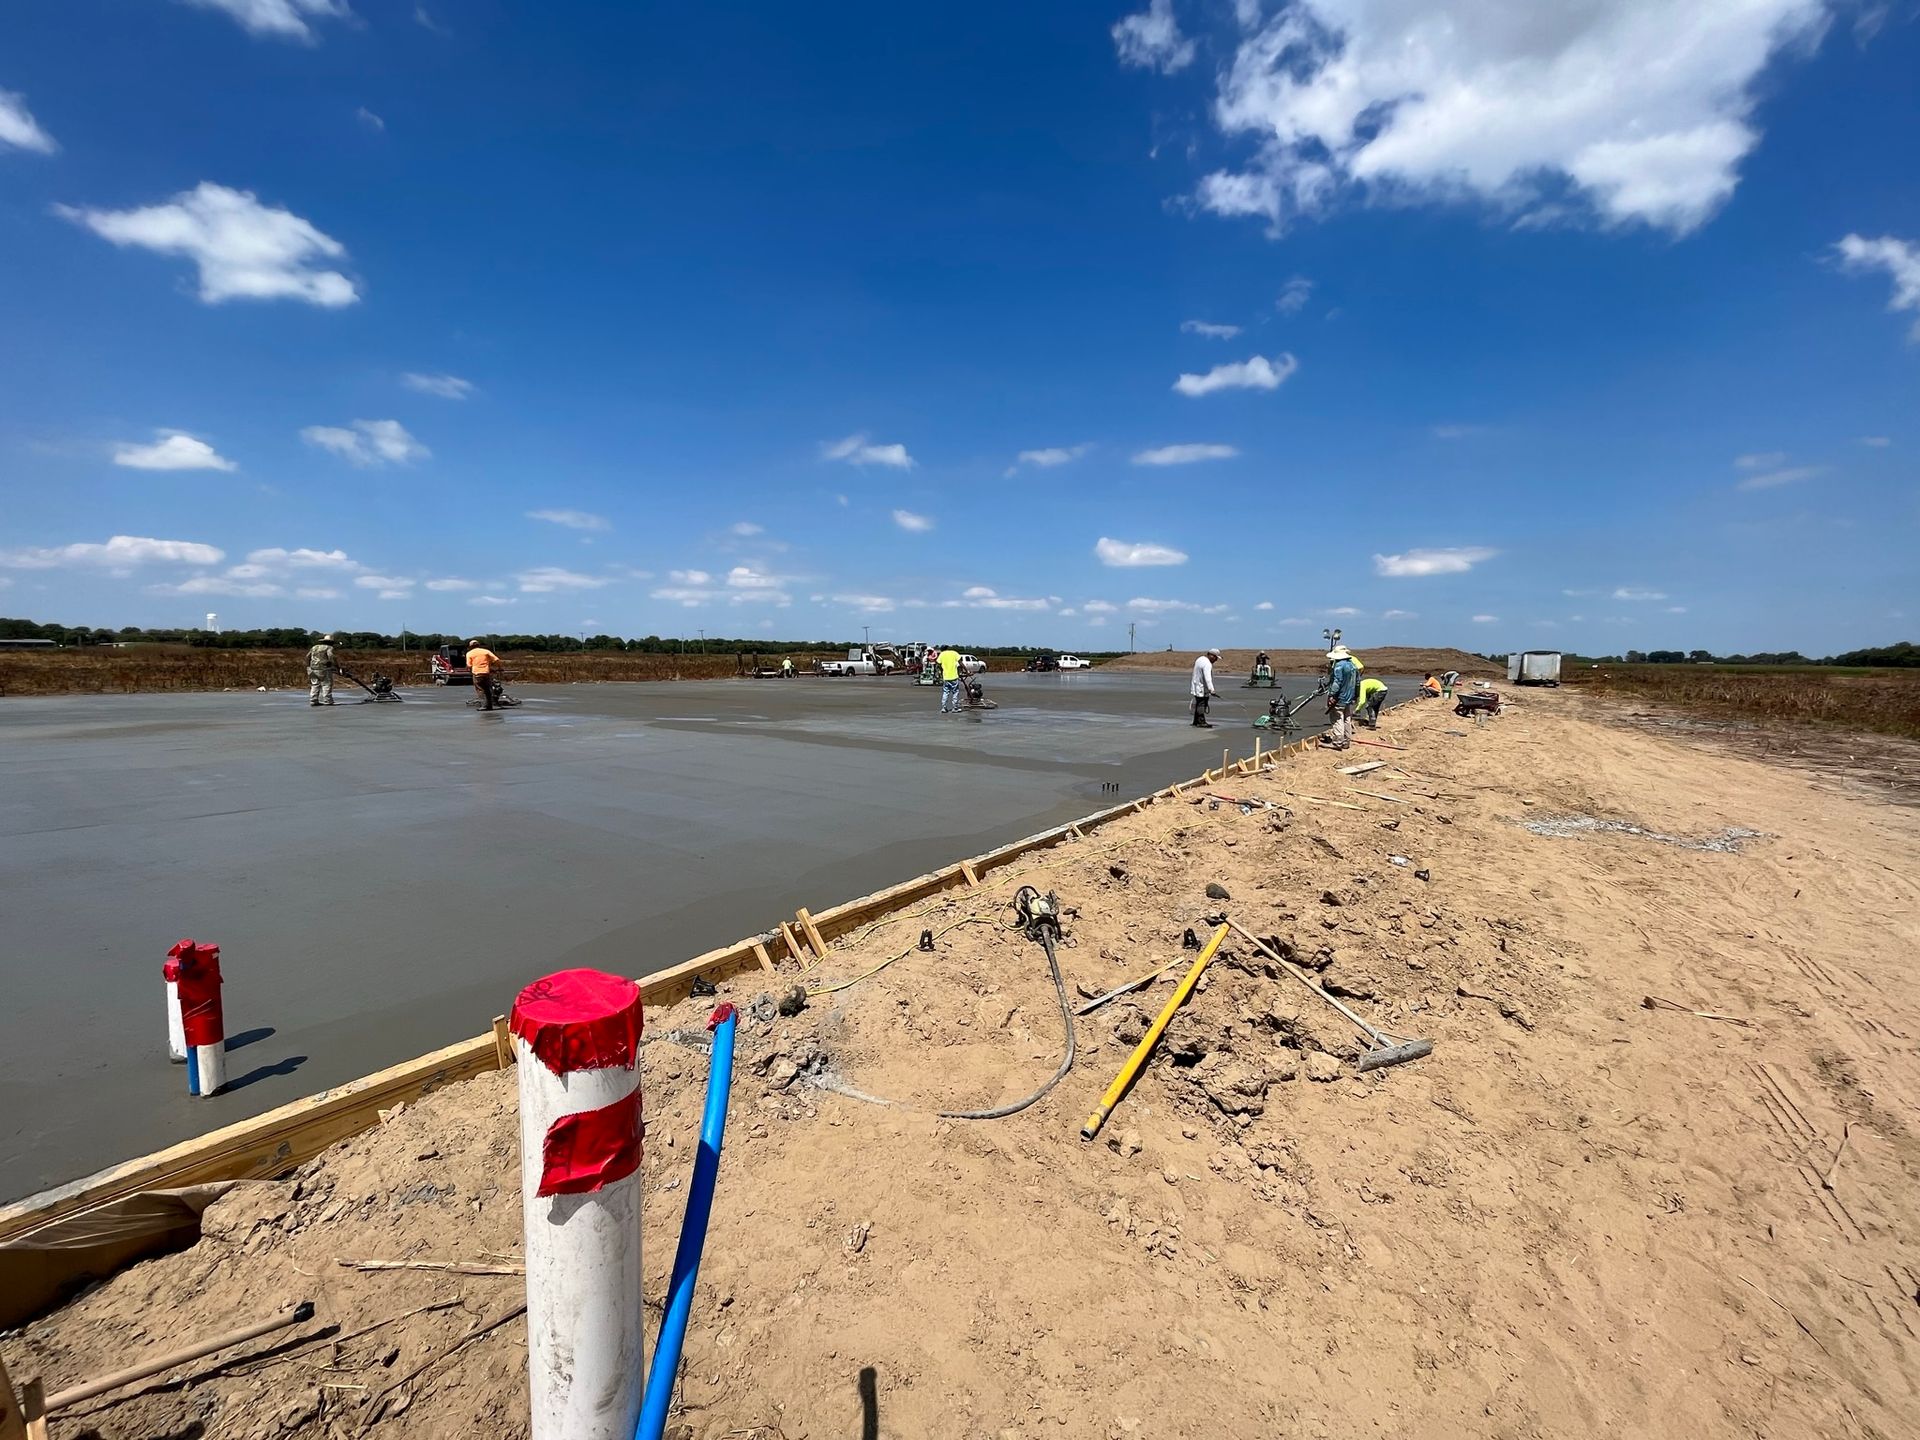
[223,1054,307,1093]
[224,1026,276,1053]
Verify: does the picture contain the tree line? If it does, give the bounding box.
[1526,643,1918,668]
[0,617,1116,660]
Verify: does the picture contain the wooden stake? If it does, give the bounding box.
[960,861,981,887]
[796,907,829,960]
[491,1015,513,1070]
[751,941,776,976]
[1351,788,1409,804]
[19,1381,43,1440]
[0,1352,28,1440]
[779,921,805,965]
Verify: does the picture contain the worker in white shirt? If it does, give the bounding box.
[1189,648,1220,728]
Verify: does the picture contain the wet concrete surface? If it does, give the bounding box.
[0,668,1422,1198]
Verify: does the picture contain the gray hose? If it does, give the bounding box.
[938,923,1077,1120]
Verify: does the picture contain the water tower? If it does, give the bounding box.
[205,612,219,633]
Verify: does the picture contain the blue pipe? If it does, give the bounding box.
[635,1003,738,1440]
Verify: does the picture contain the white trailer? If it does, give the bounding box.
[1508,650,1562,686]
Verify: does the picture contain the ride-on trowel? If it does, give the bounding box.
[1242,650,1279,688]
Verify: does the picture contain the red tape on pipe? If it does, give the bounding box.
[166,939,224,1048]
[510,968,643,1075]
[537,1087,643,1196]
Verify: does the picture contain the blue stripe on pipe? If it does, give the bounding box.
[187,1046,202,1096]
[635,1007,738,1440]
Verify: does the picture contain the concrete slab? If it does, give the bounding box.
[0,668,1422,1197]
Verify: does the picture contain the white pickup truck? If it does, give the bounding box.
[815,647,898,677]
[1056,654,1091,670]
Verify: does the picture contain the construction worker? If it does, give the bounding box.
[1358,675,1388,728]
[1320,644,1358,749]
[1190,647,1220,727]
[780,655,795,678]
[1441,669,1460,699]
[1422,672,1442,697]
[466,637,502,710]
[306,633,338,706]
[938,644,963,713]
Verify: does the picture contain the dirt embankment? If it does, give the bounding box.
[9,690,1919,1438]
[1104,645,1501,677]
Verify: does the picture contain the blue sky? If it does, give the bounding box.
[1,0,1916,654]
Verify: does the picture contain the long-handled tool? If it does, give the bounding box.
[335,668,404,702]
[1225,919,1431,1072]
[1081,923,1227,1140]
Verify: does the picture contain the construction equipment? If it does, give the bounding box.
[940,887,1073,1119]
[1082,923,1227,1140]
[1225,920,1431,1072]
[336,668,404,703]
[958,677,998,710]
[1242,651,1278,688]
[467,673,523,709]
[1454,689,1501,718]
[429,644,470,685]
[1253,683,1327,733]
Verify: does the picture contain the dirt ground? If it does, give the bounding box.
[1105,645,1500,678]
[9,687,1919,1439]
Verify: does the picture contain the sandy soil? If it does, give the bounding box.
[1104,645,1500,678]
[9,688,1919,1439]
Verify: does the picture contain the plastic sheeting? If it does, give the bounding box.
[0,1184,234,1329]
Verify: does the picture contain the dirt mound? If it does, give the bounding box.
[9,691,1918,1438]
[1103,645,1500,676]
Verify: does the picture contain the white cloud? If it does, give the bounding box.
[833,593,898,614]
[246,547,358,570]
[518,567,609,593]
[1132,442,1240,466]
[729,521,765,537]
[59,183,357,306]
[893,509,935,533]
[402,372,472,399]
[1274,276,1313,314]
[0,535,224,570]
[154,572,283,598]
[1612,586,1668,601]
[182,0,353,41]
[1372,546,1496,578]
[1254,600,1274,611]
[1471,614,1500,624]
[1834,234,1920,339]
[1381,608,1417,620]
[1096,537,1189,567]
[472,595,517,607]
[1112,0,1195,74]
[296,586,341,600]
[948,587,1051,612]
[0,88,57,154]
[354,573,413,592]
[1734,451,1787,471]
[1666,605,1689,614]
[963,585,997,600]
[1735,464,1824,491]
[1174,353,1298,397]
[527,508,609,531]
[1860,436,1891,447]
[726,565,785,591]
[823,433,915,469]
[112,430,238,472]
[670,569,710,585]
[356,106,385,132]
[1005,443,1092,476]
[301,419,427,467]
[1324,606,1363,617]
[1126,596,1229,615]
[425,578,479,592]
[1083,600,1118,614]
[1181,320,1241,339]
[1188,0,1830,236]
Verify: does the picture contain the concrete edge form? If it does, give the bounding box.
[0,728,1326,1246]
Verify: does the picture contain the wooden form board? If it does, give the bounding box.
[0,725,1334,1250]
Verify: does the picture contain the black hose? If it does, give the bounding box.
[938,889,1077,1120]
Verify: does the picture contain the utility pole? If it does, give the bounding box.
[1128,621,1136,654]
[862,624,871,650]
[698,628,706,654]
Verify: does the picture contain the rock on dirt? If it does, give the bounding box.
[1306,1051,1343,1083]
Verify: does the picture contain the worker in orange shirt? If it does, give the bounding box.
[466,638,502,710]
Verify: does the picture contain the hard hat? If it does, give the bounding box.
[1206,647,1221,658]
[320,633,335,642]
